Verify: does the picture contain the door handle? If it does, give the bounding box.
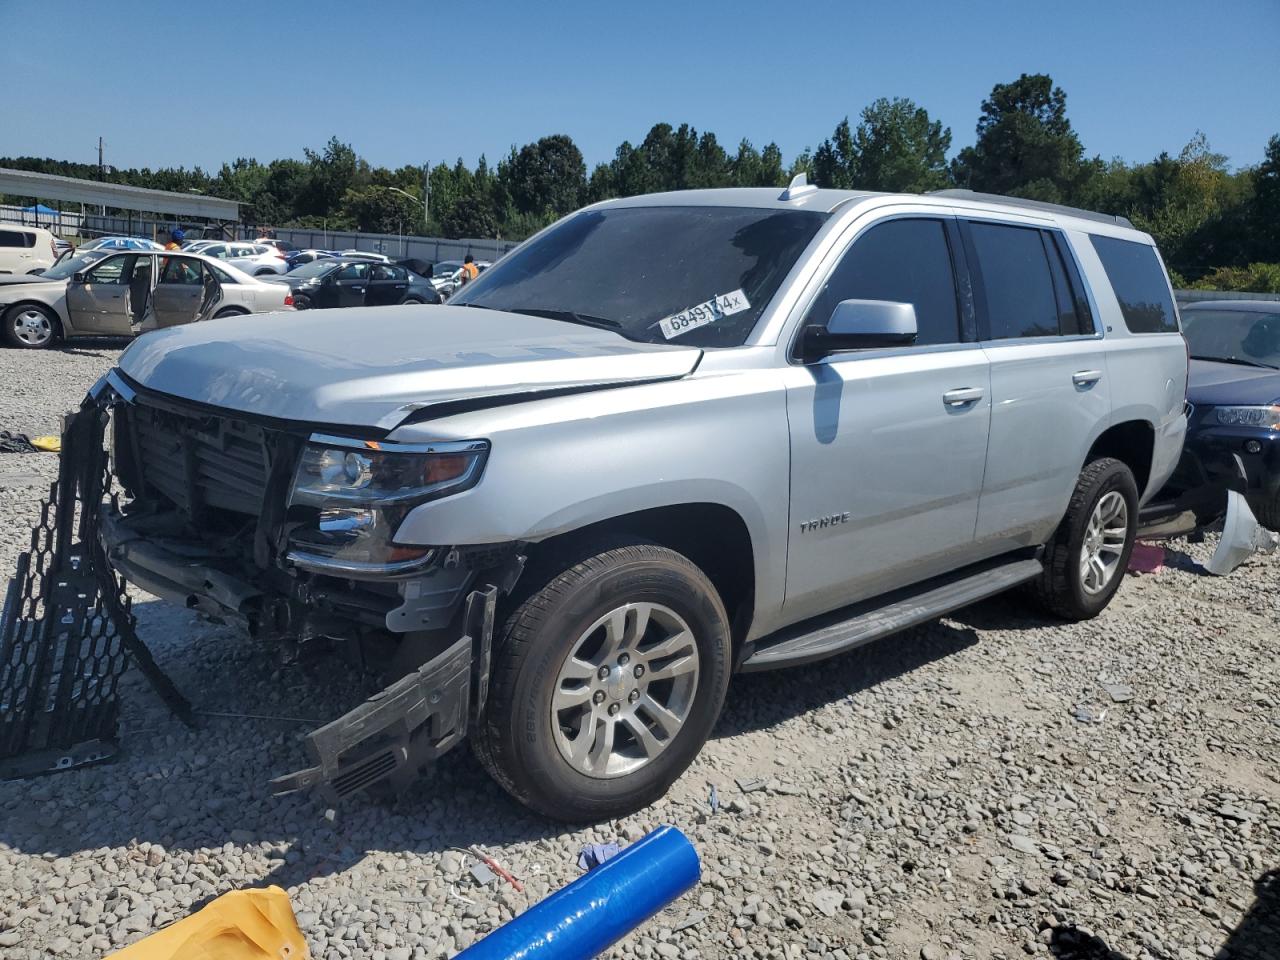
[1072,370,1103,387]
[943,387,985,407]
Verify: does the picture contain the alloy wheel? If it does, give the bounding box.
[1080,490,1128,595]
[551,602,700,779]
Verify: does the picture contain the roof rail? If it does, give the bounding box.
[779,173,818,202]
[928,189,1134,229]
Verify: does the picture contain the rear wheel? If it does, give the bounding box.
[1250,492,1280,533]
[213,307,249,319]
[473,536,731,821]
[254,268,275,276]
[1029,457,1138,620]
[2,303,59,349]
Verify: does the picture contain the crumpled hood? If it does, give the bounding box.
[117,304,702,430]
[1188,359,1280,407]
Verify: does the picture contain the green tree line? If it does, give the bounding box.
[4,73,1278,289]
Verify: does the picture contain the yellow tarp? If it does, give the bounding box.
[107,886,310,960]
[30,435,60,452]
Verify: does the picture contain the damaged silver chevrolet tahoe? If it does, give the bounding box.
[64,181,1189,820]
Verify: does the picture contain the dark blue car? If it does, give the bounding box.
[1162,300,1280,531]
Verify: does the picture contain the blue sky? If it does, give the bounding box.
[2,0,1277,174]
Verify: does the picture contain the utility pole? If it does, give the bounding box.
[97,137,104,181]
[423,162,430,231]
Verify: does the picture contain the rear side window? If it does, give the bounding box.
[0,230,30,248]
[968,222,1059,339]
[807,218,961,346]
[1089,235,1177,333]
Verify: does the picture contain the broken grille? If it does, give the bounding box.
[1,406,192,780]
[128,400,270,517]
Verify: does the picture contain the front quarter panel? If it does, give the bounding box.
[389,366,791,638]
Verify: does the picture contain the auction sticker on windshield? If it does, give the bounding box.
[658,289,750,340]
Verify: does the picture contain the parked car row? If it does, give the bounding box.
[0,248,292,348]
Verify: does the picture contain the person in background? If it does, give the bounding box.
[165,228,185,251]
[460,254,479,286]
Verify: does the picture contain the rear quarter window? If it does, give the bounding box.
[0,230,30,248]
[1089,235,1178,334]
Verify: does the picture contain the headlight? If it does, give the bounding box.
[1214,405,1280,430]
[286,435,488,576]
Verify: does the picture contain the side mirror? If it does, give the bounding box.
[72,272,87,284]
[801,299,917,360]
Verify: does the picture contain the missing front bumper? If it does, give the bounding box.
[270,584,495,803]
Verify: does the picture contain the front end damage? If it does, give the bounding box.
[2,370,519,802]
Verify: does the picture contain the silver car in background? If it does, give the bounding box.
[0,249,294,348]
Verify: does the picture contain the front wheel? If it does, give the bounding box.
[1029,457,1139,620]
[2,303,59,349]
[473,537,731,821]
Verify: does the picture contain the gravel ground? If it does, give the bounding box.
[1,344,1277,960]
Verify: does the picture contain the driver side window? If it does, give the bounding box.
[86,255,135,285]
[336,263,369,281]
[805,218,962,347]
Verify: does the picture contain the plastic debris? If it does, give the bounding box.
[674,909,708,932]
[470,861,498,886]
[1126,542,1165,574]
[735,776,767,794]
[105,885,307,959]
[577,842,622,871]
[1101,682,1135,703]
[0,431,37,454]
[1072,702,1107,724]
[708,784,720,814]
[30,434,61,452]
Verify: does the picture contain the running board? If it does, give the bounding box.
[741,556,1043,672]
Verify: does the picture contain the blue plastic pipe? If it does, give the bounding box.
[456,825,700,960]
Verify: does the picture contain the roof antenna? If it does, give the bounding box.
[779,172,818,201]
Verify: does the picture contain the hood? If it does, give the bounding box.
[0,274,57,287]
[117,304,702,431]
[1187,359,1280,407]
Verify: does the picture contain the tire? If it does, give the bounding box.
[213,308,249,319]
[473,535,731,821]
[2,303,59,349]
[254,268,274,276]
[402,297,425,305]
[1250,492,1280,533]
[1029,457,1139,620]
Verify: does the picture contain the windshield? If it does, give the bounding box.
[287,260,339,279]
[1183,309,1280,369]
[433,262,462,278]
[42,251,110,280]
[450,205,829,347]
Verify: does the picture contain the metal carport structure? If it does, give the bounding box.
[0,167,239,225]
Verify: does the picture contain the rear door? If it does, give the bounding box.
[65,253,139,333]
[0,229,34,274]
[152,256,205,327]
[963,216,1111,550]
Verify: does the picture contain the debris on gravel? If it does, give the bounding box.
[1,345,1276,959]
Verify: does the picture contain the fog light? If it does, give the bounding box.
[1244,439,1263,455]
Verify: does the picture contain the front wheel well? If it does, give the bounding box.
[1086,420,1154,495]
[523,503,757,647]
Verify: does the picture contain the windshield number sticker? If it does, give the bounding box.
[659,289,750,340]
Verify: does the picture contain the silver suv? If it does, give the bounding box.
[93,182,1188,820]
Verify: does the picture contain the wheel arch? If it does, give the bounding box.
[523,502,758,652]
[1085,419,1155,497]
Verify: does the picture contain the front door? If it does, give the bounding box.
[333,261,370,307]
[151,256,206,328]
[783,215,992,621]
[65,253,138,334]
[960,218,1112,550]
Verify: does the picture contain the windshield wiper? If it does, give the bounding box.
[1191,355,1278,370]
[507,307,641,340]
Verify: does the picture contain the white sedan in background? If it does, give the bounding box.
[198,241,289,276]
[0,250,294,349]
